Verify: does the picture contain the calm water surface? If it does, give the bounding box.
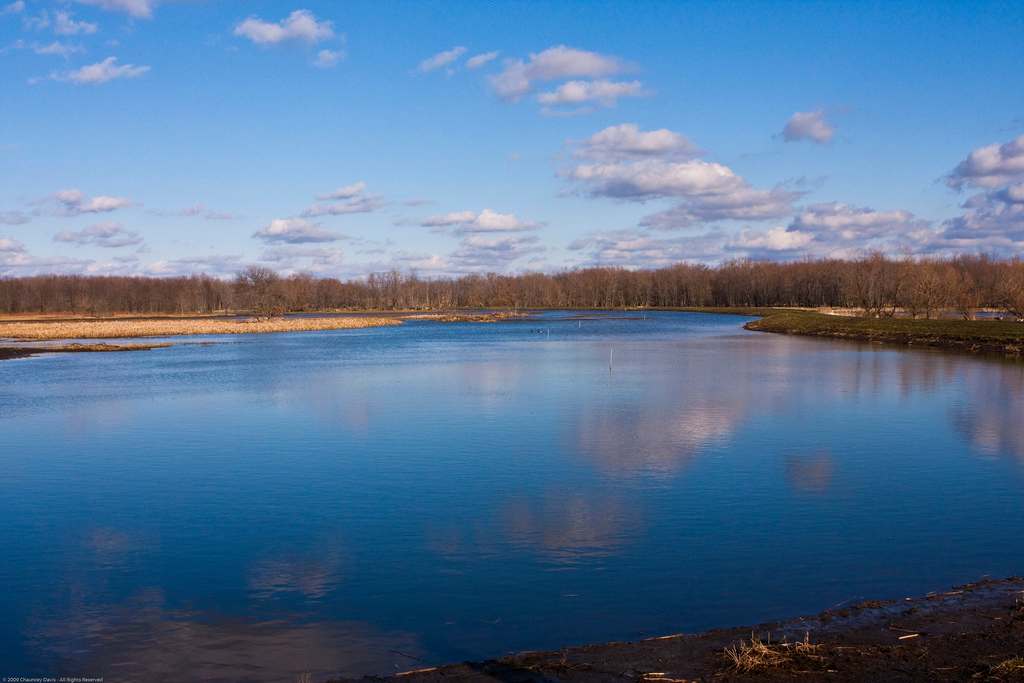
[2,312,1023,681]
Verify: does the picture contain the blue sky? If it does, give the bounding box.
[1,0,1022,278]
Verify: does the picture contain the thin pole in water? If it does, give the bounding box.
[609,348,614,372]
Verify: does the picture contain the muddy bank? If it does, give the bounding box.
[342,578,1024,682]
[0,342,173,360]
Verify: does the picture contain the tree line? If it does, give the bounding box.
[1,254,1023,319]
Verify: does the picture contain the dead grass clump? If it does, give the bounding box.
[992,657,1024,675]
[723,632,820,673]
[0,316,401,341]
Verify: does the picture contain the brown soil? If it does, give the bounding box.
[0,342,172,360]
[342,578,1024,682]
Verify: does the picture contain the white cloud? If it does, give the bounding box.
[313,48,343,68]
[147,254,243,277]
[421,208,541,233]
[568,229,727,268]
[0,237,26,253]
[233,10,334,46]
[2,1,25,15]
[789,202,925,241]
[730,227,814,252]
[465,50,499,69]
[51,188,133,215]
[450,234,545,271]
[260,245,345,272]
[54,221,143,248]
[416,46,466,73]
[489,45,627,101]
[0,211,30,225]
[537,79,646,108]
[54,10,98,35]
[52,57,150,85]
[940,183,1024,246]
[639,186,802,228]
[315,181,366,201]
[253,218,342,244]
[782,110,835,144]
[566,123,801,229]
[301,196,384,217]
[567,159,746,199]
[303,182,383,217]
[947,134,1024,189]
[32,41,84,58]
[76,0,154,19]
[576,123,701,161]
[152,203,237,220]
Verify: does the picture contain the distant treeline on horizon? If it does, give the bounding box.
[1,254,1023,320]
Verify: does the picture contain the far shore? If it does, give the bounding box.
[1,308,1021,361]
[343,577,1024,682]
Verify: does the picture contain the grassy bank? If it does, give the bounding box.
[745,309,1024,357]
[348,577,1024,682]
[0,316,402,341]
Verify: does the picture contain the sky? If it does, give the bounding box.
[1,0,1023,279]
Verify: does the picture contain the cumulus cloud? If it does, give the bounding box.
[152,203,236,220]
[260,245,345,272]
[253,218,342,244]
[567,122,803,229]
[489,45,627,101]
[234,10,334,45]
[537,79,647,109]
[466,50,499,69]
[54,221,143,248]
[53,10,98,35]
[315,181,366,201]
[639,186,802,228]
[781,110,835,144]
[947,134,1024,189]
[301,196,384,217]
[788,202,927,242]
[416,46,466,73]
[940,183,1024,246]
[0,210,30,225]
[575,123,701,161]
[0,237,26,254]
[50,188,133,215]
[568,229,727,268]
[313,48,343,68]
[421,208,541,234]
[147,254,243,277]
[51,56,150,84]
[32,41,84,58]
[302,182,383,217]
[450,234,545,270]
[729,226,814,254]
[2,1,25,15]
[76,0,154,18]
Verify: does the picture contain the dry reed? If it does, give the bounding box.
[0,316,402,341]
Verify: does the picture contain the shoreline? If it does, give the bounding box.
[345,577,1024,682]
[743,310,1024,358]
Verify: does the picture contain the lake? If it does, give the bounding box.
[2,311,1023,681]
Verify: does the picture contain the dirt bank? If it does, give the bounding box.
[0,342,173,360]
[342,578,1024,682]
